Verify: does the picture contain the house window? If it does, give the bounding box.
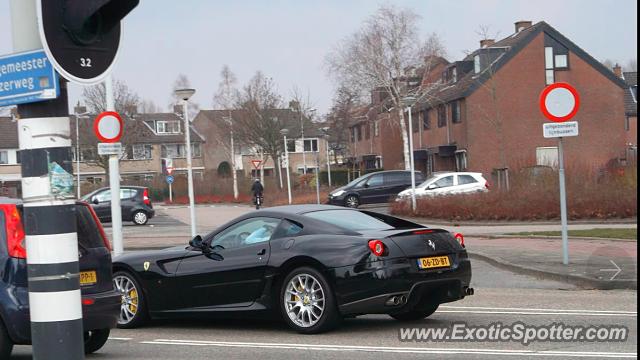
[631,86,638,103]
[455,150,467,171]
[0,151,8,164]
[365,123,371,139]
[350,127,355,143]
[161,143,201,158]
[80,147,97,161]
[451,101,461,124]
[191,143,202,158]
[545,70,555,85]
[474,55,481,74]
[536,146,558,167]
[374,120,380,136]
[437,105,446,128]
[156,120,181,134]
[286,139,296,152]
[303,139,318,152]
[132,144,153,160]
[356,125,362,141]
[544,47,554,85]
[452,67,457,82]
[411,112,419,132]
[423,110,431,130]
[554,54,568,68]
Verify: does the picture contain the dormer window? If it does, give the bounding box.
[156,120,181,134]
[474,55,481,74]
[452,67,458,82]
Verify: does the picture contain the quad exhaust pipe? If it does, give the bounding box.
[465,287,475,296]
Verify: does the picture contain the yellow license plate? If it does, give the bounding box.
[80,271,97,286]
[417,256,451,269]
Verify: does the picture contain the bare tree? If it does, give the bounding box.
[325,84,363,164]
[325,5,438,170]
[212,65,240,197]
[139,99,161,113]
[169,74,200,118]
[232,71,287,186]
[626,58,637,72]
[81,78,140,115]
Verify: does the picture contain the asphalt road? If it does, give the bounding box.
[11,259,637,359]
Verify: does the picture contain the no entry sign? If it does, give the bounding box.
[93,111,123,143]
[539,83,580,123]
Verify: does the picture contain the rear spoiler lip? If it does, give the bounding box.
[358,227,450,238]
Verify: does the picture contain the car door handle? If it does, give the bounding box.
[257,249,266,256]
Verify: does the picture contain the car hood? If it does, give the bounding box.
[330,186,348,195]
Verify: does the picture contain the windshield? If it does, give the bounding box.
[304,209,395,231]
[345,176,366,188]
[418,174,440,188]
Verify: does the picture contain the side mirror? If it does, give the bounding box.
[189,235,205,250]
[363,183,370,188]
[427,184,437,190]
[92,197,99,205]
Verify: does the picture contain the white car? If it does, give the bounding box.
[397,172,489,199]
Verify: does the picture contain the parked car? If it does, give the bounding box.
[82,186,155,225]
[112,205,472,334]
[0,198,120,357]
[328,170,425,208]
[397,172,489,200]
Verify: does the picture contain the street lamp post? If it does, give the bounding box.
[175,88,197,238]
[299,107,316,174]
[403,96,417,212]
[321,127,332,188]
[281,129,292,204]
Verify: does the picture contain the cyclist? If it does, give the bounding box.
[251,179,264,209]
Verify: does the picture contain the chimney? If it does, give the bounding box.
[514,20,533,33]
[613,63,623,78]
[480,39,495,48]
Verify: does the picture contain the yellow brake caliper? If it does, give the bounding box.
[128,289,138,313]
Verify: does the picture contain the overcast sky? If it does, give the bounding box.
[0,0,637,116]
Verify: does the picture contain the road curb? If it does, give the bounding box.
[468,251,637,290]
[485,234,637,242]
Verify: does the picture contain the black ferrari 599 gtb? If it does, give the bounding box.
[112,205,473,333]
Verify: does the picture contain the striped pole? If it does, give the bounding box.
[11,1,85,358]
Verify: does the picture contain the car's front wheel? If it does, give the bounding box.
[84,328,110,354]
[389,303,439,321]
[132,210,148,225]
[280,267,341,334]
[344,195,359,208]
[0,320,13,359]
[113,271,148,328]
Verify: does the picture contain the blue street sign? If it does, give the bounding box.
[0,49,59,107]
[166,175,174,184]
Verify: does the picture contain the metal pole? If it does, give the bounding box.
[11,1,84,358]
[558,137,569,265]
[228,114,238,200]
[260,148,264,185]
[284,135,292,204]
[76,115,81,198]
[326,140,332,188]
[183,100,197,238]
[106,75,123,257]
[316,152,320,204]
[407,107,417,212]
[300,111,306,174]
[169,182,173,203]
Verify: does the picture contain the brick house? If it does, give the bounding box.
[620,69,637,159]
[348,21,629,183]
[0,117,21,197]
[193,108,329,179]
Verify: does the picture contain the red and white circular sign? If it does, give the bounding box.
[93,111,123,143]
[539,83,580,123]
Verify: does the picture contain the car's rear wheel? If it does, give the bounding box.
[344,195,359,208]
[0,320,13,359]
[113,271,147,328]
[390,303,439,321]
[132,210,148,225]
[280,267,340,334]
[84,328,110,354]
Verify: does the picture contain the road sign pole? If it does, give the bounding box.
[558,137,569,265]
[10,1,84,359]
[105,75,124,256]
[169,182,173,203]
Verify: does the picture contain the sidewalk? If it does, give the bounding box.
[467,236,637,290]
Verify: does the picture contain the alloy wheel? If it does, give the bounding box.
[114,275,139,325]
[283,273,326,328]
[133,211,147,225]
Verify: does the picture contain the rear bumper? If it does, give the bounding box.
[2,287,120,345]
[330,252,472,315]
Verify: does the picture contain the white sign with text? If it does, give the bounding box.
[543,121,579,138]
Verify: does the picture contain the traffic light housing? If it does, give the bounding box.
[38,0,139,84]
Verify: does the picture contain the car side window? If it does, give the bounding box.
[273,219,304,239]
[434,176,454,188]
[386,172,407,184]
[94,190,111,202]
[458,175,478,185]
[120,189,137,199]
[366,174,383,187]
[210,217,280,250]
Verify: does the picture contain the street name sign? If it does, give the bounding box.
[0,49,59,107]
[97,142,122,155]
[543,121,579,138]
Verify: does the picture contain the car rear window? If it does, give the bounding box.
[76,205,105,249]
[304,209,394,231]
[458,175,478,185]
